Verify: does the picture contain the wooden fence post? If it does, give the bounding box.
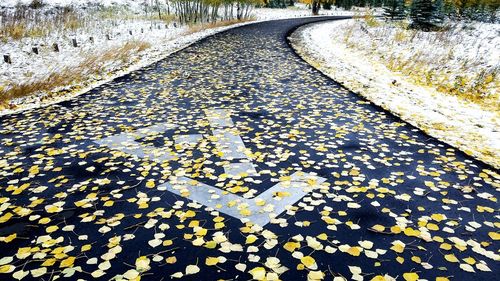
[72,38,78,47]
[53,43,59,52]
[4,55,11,64]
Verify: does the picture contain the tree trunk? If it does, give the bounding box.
[312,0,320,15]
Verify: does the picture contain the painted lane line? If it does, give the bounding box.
[163,171,326,226]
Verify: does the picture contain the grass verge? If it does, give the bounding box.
[0,40,151,106]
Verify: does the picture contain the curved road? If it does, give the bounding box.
[0,17,498,280]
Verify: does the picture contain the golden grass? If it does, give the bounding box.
[0,11,84,40]
[0,40,151,105]
[184,17,256,35]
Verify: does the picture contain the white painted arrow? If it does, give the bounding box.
[163,172,326,226]
[95,110,326,226]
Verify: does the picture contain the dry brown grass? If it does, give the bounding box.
[0,40,151,104]
[184,17,256,35]
[0,7,85,41]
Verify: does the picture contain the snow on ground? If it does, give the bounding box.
[0,3,353,115]
[289,19,500,168]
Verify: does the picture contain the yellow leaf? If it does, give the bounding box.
[371,225,385,232]
[81,244,92,252]
[165,256,177,264]
[205,257,219,266]
[317,233,328,240]
[41,258,56,267]
[391,243,405,253]
[204,241,217,249]
[403,272,419,281]
[59,257,75,268]
[444,254,458,263]
[488,232,499,240]
[249,267,266,280]
[347,246,362,256]
[403,227,420,237]
[390,226,402,234]
[46,226,58,233]
[463,257,475,265]
[300,256,316,269]
[239,208,251,216]
[246,235,257,244]
[431,213,445,222]
[3,233,17,243]
[283,241,300,252]
[0,264,15,273]
[146,180,155,188]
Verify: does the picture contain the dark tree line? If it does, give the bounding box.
[264,0,498,28]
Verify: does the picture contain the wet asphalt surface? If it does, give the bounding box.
[0,17,498,280]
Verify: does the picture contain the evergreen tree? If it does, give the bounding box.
[383,0,406,20]
[410,0,437,29]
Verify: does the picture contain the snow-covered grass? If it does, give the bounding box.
[340,18,500,111]
[289,19,500,168]
[0,1,352,114]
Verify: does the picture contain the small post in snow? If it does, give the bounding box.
[53,43,59,52]
[3,54,11,64]
[106,34,111,40]
[89,36,94,44]
[72,38,78,47]
[129,30,133,35]
[32,47,39,55]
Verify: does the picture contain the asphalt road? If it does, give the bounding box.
[0,17,498,281]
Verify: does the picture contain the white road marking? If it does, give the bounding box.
[205,109,234,127]
[174,134,203,146]
[206,109,257,176]
[223,161,258,177]
[212,128,248,160]
[95,123,178,161]
[164,171,326,226]
[94,111,327,226]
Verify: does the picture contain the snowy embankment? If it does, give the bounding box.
[289,19,500,168]
[0,2,352,116]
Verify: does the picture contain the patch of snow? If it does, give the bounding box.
[289,19,500,168]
